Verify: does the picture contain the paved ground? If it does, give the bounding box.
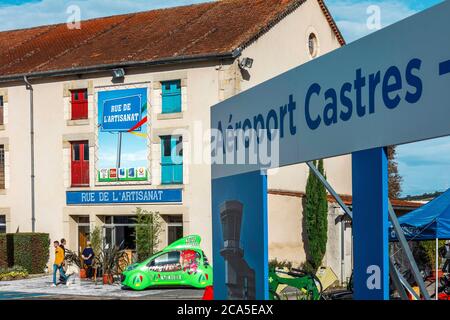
[0,275,204,300]
[0,275,440,300]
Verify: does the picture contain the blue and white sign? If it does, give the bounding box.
[101,94,142,132]
[211,1,450,179]
[66,189,182,205]
[210,2,450,301]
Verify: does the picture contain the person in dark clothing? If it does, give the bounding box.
[60,238,66,254]
[82,241,95,279]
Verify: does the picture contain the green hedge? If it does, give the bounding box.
[0,266,29,281]
[0,234,6,269]
[7,233,49,274]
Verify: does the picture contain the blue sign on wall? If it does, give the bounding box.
[66,189,182,205]
[101,93,143,132]
[212,170,268,300]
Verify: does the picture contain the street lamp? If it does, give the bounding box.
[112,68,125,81]
[239,57,254,70]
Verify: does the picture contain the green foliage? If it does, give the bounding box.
[95,243,130,277]
[6,233,49,274]
[387,146,403,199]
[401,191,443,201]
[64,249,82,269]
[0,234,6,269]
[304,160,328,272]
[420,240,446,268]
[0,265,29,281]
[90,226,102,257]
[300,260,317,274]
[134,208,163,261]
[269,259,292,270]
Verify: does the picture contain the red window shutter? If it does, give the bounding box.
[81,142,90,185]
[71,141,89,187]
[71,89,88,120]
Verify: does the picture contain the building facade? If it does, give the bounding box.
[0,0,356,281]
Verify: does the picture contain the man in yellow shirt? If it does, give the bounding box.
[52,240,68,286]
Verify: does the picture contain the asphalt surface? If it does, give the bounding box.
[0,275,204,300]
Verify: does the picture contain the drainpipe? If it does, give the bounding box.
[24,76,36,232]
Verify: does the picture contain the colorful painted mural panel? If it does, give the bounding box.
[97,88,149,183]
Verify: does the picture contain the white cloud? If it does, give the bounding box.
[397,137,450,196]
[0,0,210,31]
[121,149,148,162]
[98,148,148,168]
[397,137,450,166]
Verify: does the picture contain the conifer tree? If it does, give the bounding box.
[387,146,403,199]
[304,160,328,272]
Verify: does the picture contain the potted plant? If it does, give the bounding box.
[79,268,87,279]
[96,243,130,285]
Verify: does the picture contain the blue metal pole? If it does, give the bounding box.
[352,147,389,300]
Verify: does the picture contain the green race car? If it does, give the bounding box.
[121,235,213,290]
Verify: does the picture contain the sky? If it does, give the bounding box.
[0,0,447,196]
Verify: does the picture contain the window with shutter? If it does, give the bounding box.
[71,141,90,186]
[161,135,183,184]
[71,89,88,120]
[161,80,182,114]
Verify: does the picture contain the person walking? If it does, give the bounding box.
[52,240,68,287]
[81,241,95,279]
[60,238,67,254]
[59,238,68,284]
[443,241,450,274]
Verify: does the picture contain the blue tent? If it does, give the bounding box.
[390,189,450,241]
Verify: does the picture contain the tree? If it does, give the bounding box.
[304,160,328,272]
[90,226,102,257]
[134,208,163,261]
[387,146,403,199]
[420,240,446,270]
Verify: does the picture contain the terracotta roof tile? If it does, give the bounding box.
[0,0,345,79]
[268,189,424,210]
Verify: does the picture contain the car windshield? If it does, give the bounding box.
[147,251,182,272]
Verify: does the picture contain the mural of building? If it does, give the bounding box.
[0,0,369,282]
